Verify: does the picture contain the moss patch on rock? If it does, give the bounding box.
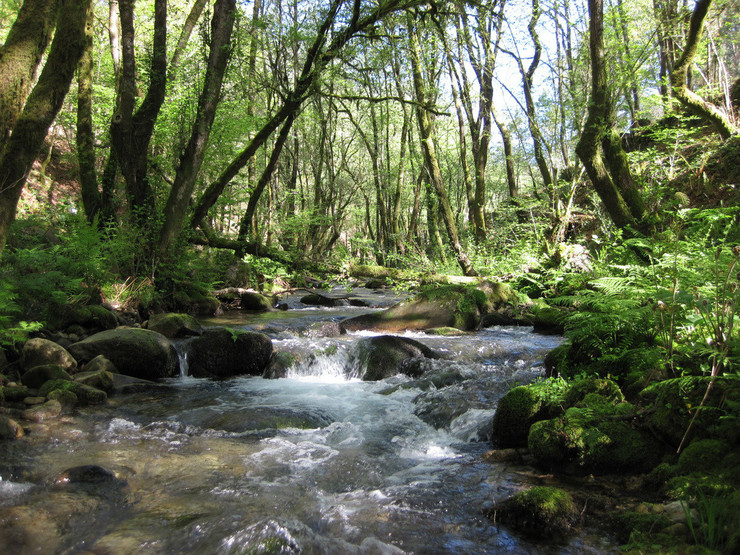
[492,486,578,539]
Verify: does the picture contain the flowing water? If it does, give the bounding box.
[0,289,618,554]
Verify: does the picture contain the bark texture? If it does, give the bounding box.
[0,0,91,254]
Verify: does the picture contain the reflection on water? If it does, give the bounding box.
[0,290,617,554]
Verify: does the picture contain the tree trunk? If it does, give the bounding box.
[576,0,645,230]
[0,0,91,254]
[110,0,167,223]
[670,0,736,139]
[237,113,296,253]
[0,0,59,145]
[408,18,477,277]
[77,7,100,223]
[190,0,427,232]
[493,104,518,198]
[158,0,236,256]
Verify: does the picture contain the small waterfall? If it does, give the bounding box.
[172,340,190,377]
[276,338,360,383]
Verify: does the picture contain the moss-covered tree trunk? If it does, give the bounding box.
[670,0,737,140]
[157,0,235,256]
[408,17,477,277]
[575,0,645,230]
[110,0,167,223]
[0,0,91,255]
[76,7,101,223]
[0,0,59,145]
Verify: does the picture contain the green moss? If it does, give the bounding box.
[47,388,78,407]
[528,403,657,472]
[678,439,731,474]
[39,379,106,405]
[563,377,625,407]
[2,385,32,402]
[498,486,577,539]
[492,381,566,448]
[610,510,673,544]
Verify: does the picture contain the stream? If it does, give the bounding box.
[0,288,619,553]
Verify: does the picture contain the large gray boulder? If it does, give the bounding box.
[188,328,273,379]
[357,335,439,381]
[68,329,179,380]
[20,338,77,373]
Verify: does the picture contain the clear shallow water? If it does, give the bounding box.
[0,296,618,554]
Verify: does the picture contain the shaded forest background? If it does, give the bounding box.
[0,0,738,330]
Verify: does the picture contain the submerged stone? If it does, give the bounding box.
[356,335,439,381]
[0,415,24,439]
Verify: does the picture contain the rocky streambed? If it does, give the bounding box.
[0,285,638,553]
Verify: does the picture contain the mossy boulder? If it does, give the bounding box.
[491,486,578,539]
[529,306,566,335]
[48,303,118,332]
[68,328,179,380]
[641,379,724,448]
[20,364,73,389]
[146,313,204,339]
[356,335,439,381]
[492,385,554,448]
[491,378,572,448]
[20,338,77,374]
[343,282,514,332]
[74,367,115,393]
[240,291,274,312]
[528,402,657,473]
[563,377,625,407]
[2,385,32,402]
[677,439,732,475]
[39,379,107,405]
[47,388,79,407]
[188,329,273,379]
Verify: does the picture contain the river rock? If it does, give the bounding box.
[301,293,349,307]
[49,303,119,332]
[304,321,346,338]
[74,366,115,393]
[20,364,73,389]
[489,486,578,539]
[55,465,119,485]
[264,351,297,379]
[20,338,77,373]
[527,403,657,473]
[2,384,32,402]
[0,505,61,553]
[356,335,439,381]
[82,354,118,375]
[146,313,203,338]
[188,328,273,379]
[39,379,107,405]
[343,282,514,332]
[0,415,24,439]
[241,291,274,311]
[68,328,179,380]
[491,385,552,448]
[23,399,63,422]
